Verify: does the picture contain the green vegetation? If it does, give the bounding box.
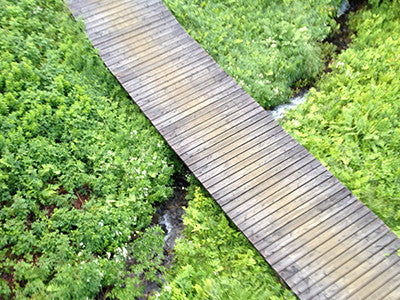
[155,177,296,300]
[282,0,400,234]
[164,0,340,108]
[2,0,399,298]
[0,0,177,298]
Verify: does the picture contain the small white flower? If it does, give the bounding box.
[336,61,344,68]
[122,247,128,258]
[299,26,307,32]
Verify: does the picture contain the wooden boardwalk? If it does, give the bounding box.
[66,0,400,298]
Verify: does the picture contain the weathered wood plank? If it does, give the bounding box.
[297,231,398,298]
[166,99,259,145]
[286,222,389,288]
[104,30,196,73]
[183,114,274,169]
[231,167,336,226]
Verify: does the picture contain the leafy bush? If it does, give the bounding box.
[164,0,341,108]
[0,0,178,298]
[156,177,296,300]
[282,0,400,234]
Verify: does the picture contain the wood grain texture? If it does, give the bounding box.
[65,0,400,299]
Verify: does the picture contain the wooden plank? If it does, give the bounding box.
[367,274,400,300]
[288,223,390,293]
[140,74,232,124]
[348,263,400,299]
[153,83,241,130]
[184,116,275,172]
[125,58,222,103]
[205,138,305,193]
[201,130,292,186]
[83,0,163,27]
[182,113,274,168]
[92,14,176,47]
[270,207,377,271]
[232,167,336,227]
[172,106,268,157]
[75,0,158,20]
[213,148,311,203]
[84,3,161,31]
[97,23,185,61]
[258,197,363,257]
[149,79,238,129]
[106,32,197,76]
[113,43,206,86]
[135,63,226,114]
[157,89,250,138]
[166,98,259,145]
[225,162,331,228]
[331,239,400,299]
[89,10,173,41]
[95,17,178,51]
[297,232,399,299]
[133,62,227,111]
[125,56,218,106]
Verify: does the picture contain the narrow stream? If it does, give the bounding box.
[140,173,189,298]
[156,174,188,269]
[270,0,353,121]
[270,89,308,121]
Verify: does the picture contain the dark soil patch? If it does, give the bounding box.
[73,184,92,209]
[323,0,368,73]
[0,268,16,300]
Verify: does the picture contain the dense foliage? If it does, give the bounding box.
[164,0,341,108]
[2,0,399,298]
[0,0,177,298]
[156,178,296,300]
[282,0,400,234]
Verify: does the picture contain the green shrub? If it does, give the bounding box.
[164,0,341,108]
[0,0,178,298]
